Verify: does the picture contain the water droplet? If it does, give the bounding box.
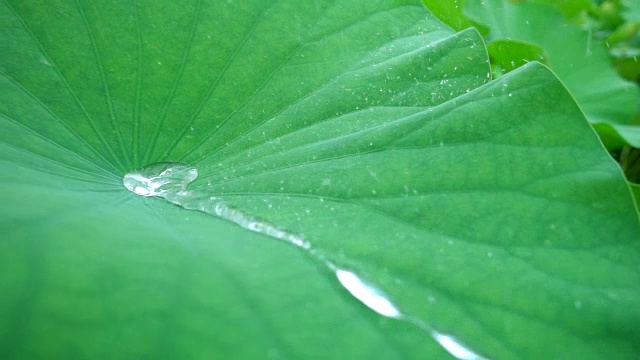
[432,332,484,360]
[122,162,197,197]
[335,268,401,318]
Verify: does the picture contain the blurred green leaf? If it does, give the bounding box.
[622,0,640,22]
[487,39,548,75]
[529,0,593,21]
[630,182,640,208]
[421,0,487,33]
[620,146,640,183]
[464,0,640,148]
[595,123,640,149]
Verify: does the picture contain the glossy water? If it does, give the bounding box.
[123,162,197,197]
[123,162,310,250]
[124,162,484,359]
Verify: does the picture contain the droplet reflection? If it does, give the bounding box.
[432,332,485,360]
[335,269,401,318]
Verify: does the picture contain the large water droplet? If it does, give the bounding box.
[123,162,197,197]
[123,162,310,250]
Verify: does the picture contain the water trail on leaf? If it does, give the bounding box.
[123,162,486,360]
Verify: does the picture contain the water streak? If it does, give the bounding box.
[432,332,485,360]
[123,162,485,359]
[334,268,402,318]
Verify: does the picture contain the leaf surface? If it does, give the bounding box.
[1,0,639,359]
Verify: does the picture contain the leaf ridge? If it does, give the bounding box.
[3,0,124,173]
[142,0,204,165]
[184,29,482,165]
[132,0,143,167]
[167,2,282,161]
[1,138,117,185]
[1,73,118,176]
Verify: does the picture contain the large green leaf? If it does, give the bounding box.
[2,0,639,359]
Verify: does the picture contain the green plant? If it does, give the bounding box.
[423,0,640,181]
[2,0,639,359]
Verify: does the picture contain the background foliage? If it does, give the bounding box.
[423,0,640,186]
